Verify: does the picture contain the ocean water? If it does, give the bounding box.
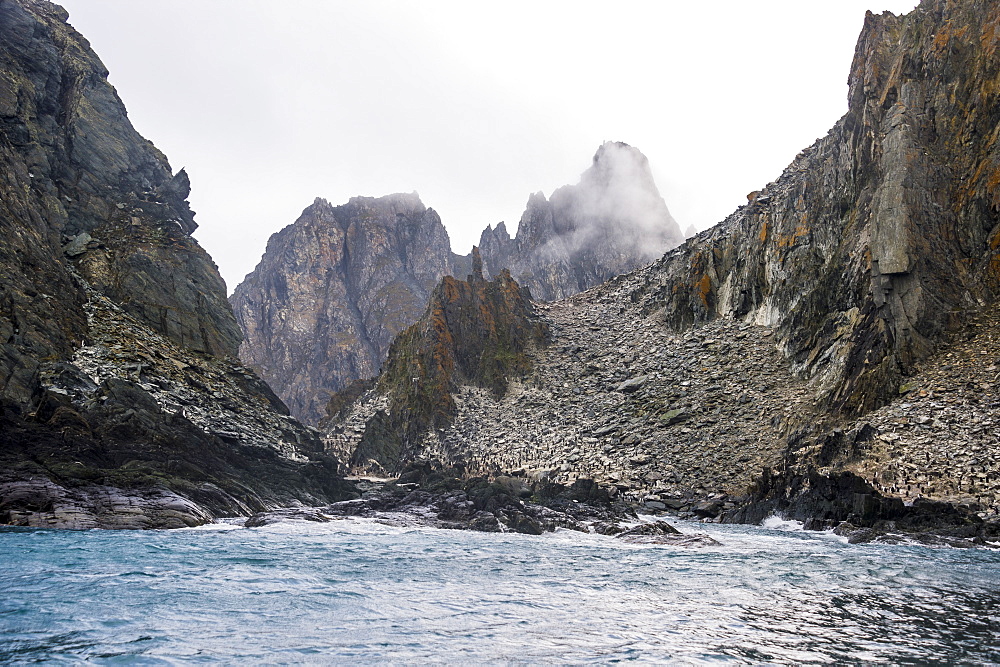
[1,517,999,664]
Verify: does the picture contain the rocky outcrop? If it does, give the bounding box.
[478,141,684,302]
[231,143,681,425]
[0,0,354,528]
[327,0,1000,536]
[723,469,997,547]
[635,3,1000,415]
[326,253,548,473]
[231,194,471,425]
[245,460,636,536]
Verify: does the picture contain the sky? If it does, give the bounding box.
[57,0,920,292]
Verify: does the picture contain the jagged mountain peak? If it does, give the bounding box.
[231,191,466,424]
[479,140,684,301]
[584,141,657,189]
[233,143,683,422]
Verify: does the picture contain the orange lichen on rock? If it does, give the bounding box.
[696,274,712,309]
[933,20,969,55]
[776,221,811,249]
[981,9,1000,57]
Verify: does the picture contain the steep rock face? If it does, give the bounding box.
[633,2,1000,414]
[326,252,548,473]
[478,142,684,302]
[0,0,240,367]
[0,0,351,528]
[327,0,1000,530]
[231,194,471,424]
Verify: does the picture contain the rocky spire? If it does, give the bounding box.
[230,193,471,424]
[478,142,685,301]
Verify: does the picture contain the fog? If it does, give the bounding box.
[550,141,681,260]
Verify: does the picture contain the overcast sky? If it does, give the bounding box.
[58,0,919,292]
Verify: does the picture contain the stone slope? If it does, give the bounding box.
[230,194,471,425]
[478,141,684,302]
[0,0,353,528]
[326,252,547,474]
[331,267,814,505]
[328,0,1000,532]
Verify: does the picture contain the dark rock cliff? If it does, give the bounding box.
[326,251,548,474]
[0,0,353,528]
[230,194,471,425]
[634,2,1000,415]
[479,141,684,302]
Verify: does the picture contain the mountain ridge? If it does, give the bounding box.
[232,142,683,424]
[325,0,1000,538]
[0,0,356,528]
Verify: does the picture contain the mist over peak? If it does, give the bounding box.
[554,140,680,255]
[479,141,684,301]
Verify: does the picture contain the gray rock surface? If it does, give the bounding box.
[0,0,355,529]
[333,272,813,507]
[231,194,470,425]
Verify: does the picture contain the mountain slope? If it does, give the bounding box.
[0,0,352,528]
[328,0,1000,531]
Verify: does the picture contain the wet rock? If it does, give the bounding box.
[0,478,213,530]
[618,521,682,537]
[592,521,624,535]
[691,500,723,519]
[309,464,633,535]
[244,508,334,528]
[616,521,721,546]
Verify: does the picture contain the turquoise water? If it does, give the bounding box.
[1,518,999,664]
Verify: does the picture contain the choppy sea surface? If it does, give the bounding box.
[1,517,999,664]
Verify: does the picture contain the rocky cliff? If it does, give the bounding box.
[230,194,472,425]
[328,0,1000,539]
[639,1,1000,414]
[0,0,353,528]
[479,141,684,302]
[326,250,548,474]
[233,143,681,425]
